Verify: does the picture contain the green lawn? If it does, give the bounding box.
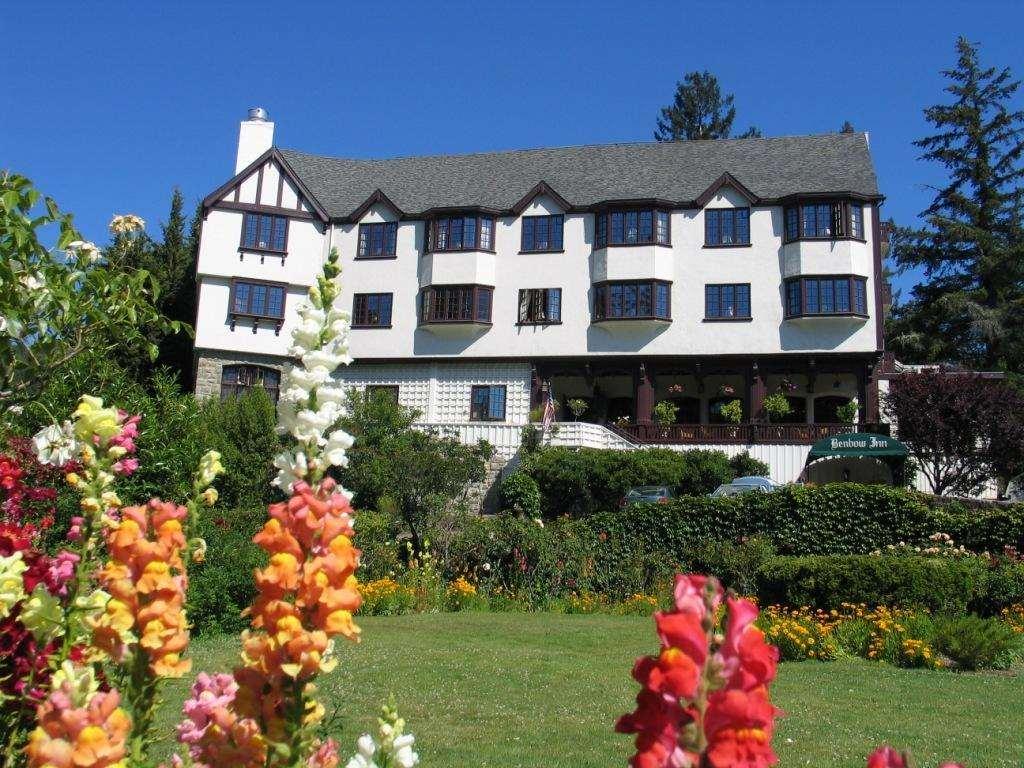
[154,613,1022,767]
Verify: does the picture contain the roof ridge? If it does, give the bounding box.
[278,132,867,165]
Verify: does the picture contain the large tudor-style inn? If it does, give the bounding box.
[193,108,893,485]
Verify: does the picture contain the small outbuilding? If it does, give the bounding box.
[800,432,909,486]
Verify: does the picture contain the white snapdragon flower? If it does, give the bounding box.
[32,421,79,467]
[109,213,145,234]
[324,429,354,467]
[272,449,308,491]
[316,385,348,406]
[392,734,419,768]
[302,349,350,372]
[345,734,378,768]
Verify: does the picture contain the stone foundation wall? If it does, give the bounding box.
[193,349,289,400]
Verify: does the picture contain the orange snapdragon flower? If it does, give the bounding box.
[92,498,191,677]
[26,685,130,768]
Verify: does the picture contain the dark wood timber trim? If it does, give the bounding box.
[871,202,885,352]
[695,172,758,208]
[214,200,316,221]
[346,189,404,222]
[509,181,573,215]
[202,148,329,223]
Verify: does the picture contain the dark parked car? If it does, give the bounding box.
[619,485,676,508]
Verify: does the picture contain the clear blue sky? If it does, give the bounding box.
[4,0,1022,296]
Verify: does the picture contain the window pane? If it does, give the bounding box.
[656,211,670,244]
[522,218,534,250]
[357,226,369,257]
[625,211,638,244]
[706,285,720,317]
[464,217,477,249]
[476,288,491,321]
[801,205,816,238]
[736,209,750,244]
[707,210,721,245]
[737,284,751,317]
[596,213,607,247]
[722,284,735,316]
[785,207,798,241]
[638,283,652,316]
[267,286,284,317]
[656,283,669,317]
[436,219,448,250]
[380,293,392,325]
[835,279,850,312]
[721,210,735,244]
[821,280,835,313]
[787,281,801,315]
[243,214,258,248]
[546,288,561,321]
[534,217,548,250]
[552,216,564,249]
[817,204,831,237]
[471,386,488,420]
[639,210,653,242]
[623,284,638,316]
[594,285,606,318]
[850,204,863,238]
[371,224,384,256]
[258,215,273,248]
[489,386,505,419]
[272,217,286,251]
[386,222,397,254]
[450,218,464,249]
[233,283,250,313]
[805,280,819,313]
[480,218,494,250]
[855,279,867,314]
[611,212,624,244]
[610,284,623,316]
[251,284,267,315]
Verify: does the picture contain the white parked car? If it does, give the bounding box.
[709,476,782,497]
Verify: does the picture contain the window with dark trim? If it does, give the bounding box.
[419,285,493,323]
[705,283,751,319]
[783,201,865,242]
[428,215,495,252]
[352,293,393,327]
[521,215,564,252]
[593,280,671,320]
[785,276,868,317]
[366,385,399,403]
[517,288,561,324]
[241,213,288,252]
[594,209,671,248]
[357,222,398,259]
[220,365,280,403]
[231,280,286,319]
[705,209,751,246]
[470,385,506,421]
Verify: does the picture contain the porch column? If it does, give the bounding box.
[865,361,880,423]
[636,362,654,425]
[747,361,766,423]
[805,363,817,424]
[856,365,869,425]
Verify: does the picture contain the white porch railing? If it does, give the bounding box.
[544,421,639,450]
[412,422,523,459]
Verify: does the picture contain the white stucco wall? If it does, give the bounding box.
[193,168,882,361]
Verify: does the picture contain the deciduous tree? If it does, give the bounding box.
[883,369,1024,495]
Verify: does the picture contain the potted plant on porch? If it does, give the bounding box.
[652,400,679,439]
[837,397,859,424]
[567,398,588,422]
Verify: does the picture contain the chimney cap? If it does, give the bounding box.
[247,106,269,122]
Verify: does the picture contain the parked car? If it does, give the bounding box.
[709,476,782,497]
[619,485,676,508]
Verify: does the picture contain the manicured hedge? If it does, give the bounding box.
[756,555,988,614]
[524,446,735,517]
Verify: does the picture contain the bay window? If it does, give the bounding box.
[783,200,866,242]
[785,276,868,317]
[594,208,670,248]
[420,285,493,323]
[593,280,671,321]
[429,215,496,252]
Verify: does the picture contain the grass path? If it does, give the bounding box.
[154,613,1022,767]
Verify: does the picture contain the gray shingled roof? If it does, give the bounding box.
[278,133,879,219]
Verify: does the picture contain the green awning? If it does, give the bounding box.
[806,432,908,460]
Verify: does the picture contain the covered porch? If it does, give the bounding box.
[531,354,888,446]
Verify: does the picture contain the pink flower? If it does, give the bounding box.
[308,739,340,768]
[45,550,80,596]
[112,458,139,476]
[67,516,85,542]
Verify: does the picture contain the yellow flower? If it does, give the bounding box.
[66,472,81,487]
[0,553,28,619]
[196,450,225,488]
[201,487,219,507]
[21,585,64,642]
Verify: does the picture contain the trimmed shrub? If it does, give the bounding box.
[932,615,1022,670]
[353,509,405,581]
[728,451,770,479]
[756,555,988,614]
[499,471,541,518]
[676,450,734,496]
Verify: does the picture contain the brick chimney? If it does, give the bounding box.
[236,107,274,173]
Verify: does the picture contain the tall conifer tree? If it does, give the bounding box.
[888,37,1024,371]
[654,71,760,141]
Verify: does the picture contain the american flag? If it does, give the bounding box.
[542,388,556,431]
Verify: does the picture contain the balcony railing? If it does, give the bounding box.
[612,422,890,446]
